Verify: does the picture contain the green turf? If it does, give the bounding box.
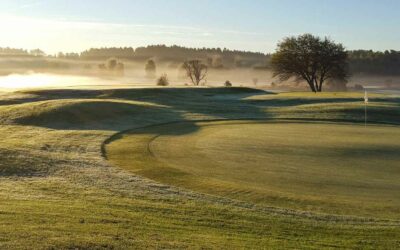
[0,87,399,249]
[106,121,400,219]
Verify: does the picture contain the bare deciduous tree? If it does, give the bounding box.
[183,60,208,86]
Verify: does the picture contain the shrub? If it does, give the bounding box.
[224,80,232,87]
[157,74,169,86]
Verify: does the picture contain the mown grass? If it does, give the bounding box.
[0,87,399,249]
[107,121,400,219]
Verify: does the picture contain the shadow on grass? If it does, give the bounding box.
[13,87,273,132]
[10,87,400,133]
[0,148,55,177]
[14,101,185,131]
[244,97,400,107]
[11,87,269,105]
[5,87,400,177]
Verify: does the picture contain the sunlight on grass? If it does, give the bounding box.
[107,121,400,219]
[0,88,399,248]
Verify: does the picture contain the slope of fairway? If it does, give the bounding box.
[107,120,400,219]
[1,88,400,248]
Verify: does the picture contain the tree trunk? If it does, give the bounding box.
[307,80,317,93]
[317,80,323,92]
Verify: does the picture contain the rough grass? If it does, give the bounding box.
[0,87,399,249]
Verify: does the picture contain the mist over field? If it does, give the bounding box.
[0,50,399,92]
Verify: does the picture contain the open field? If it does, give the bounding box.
[0,87,399,248]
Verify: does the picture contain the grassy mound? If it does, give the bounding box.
[6,99,170,130]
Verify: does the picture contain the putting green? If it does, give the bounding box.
[106,121,400,218]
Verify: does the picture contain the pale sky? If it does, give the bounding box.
[0,0,399,54]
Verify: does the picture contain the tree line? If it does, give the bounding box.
[0,47,45,57]
[1,45,400,76]
[0,45,268,69]
[348,50,400,75]
[80,45,267,68]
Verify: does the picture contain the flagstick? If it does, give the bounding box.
[364,90,368,128]
[365,101,367,128]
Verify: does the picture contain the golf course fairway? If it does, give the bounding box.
[106,121,400,219]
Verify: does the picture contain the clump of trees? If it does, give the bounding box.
[271,34,349,92]
[157,74,169,86]
[183,60,208,86]
[98,58,124,75]
[145,59,157,78]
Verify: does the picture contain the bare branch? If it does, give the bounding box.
[183,60,208,86]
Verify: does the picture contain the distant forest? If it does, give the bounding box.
[78,45,268,69]
[1,45,400,75]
